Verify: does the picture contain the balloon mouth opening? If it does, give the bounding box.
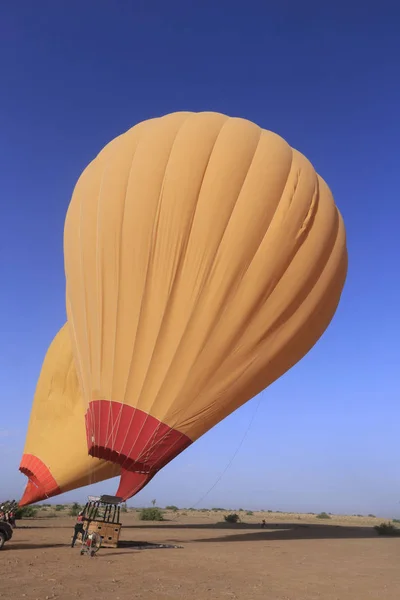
[19,465,42,489]
[19,479,44,507]
[89,445,153,474]
[85,400,192,473]
[19,454,61,506]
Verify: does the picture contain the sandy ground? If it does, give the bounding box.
[1,510,399,600]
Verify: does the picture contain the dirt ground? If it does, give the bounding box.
[2,510,399,600]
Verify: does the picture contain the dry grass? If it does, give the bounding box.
[32,505,395,528]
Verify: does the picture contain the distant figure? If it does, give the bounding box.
[71,511,85,547]
[261,519,266,528]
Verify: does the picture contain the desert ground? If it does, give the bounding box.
[2,508,399,600]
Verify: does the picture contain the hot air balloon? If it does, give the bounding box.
[19,324,153,505]
[63,111,347,500]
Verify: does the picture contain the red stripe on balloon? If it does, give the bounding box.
[19,454,61,505]
[115,470,155,501]
[85,400,192,475]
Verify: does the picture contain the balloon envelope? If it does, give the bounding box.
[64,111,347,500]
[19,325,122,505]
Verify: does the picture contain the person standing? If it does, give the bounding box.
[71,511,85,547]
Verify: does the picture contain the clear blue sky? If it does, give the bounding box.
[1,2,399,517]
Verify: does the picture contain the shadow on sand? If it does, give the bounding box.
[106,540,183,553]
[3,542,67,550]
[124,521,381,542]
[5,539,182,552]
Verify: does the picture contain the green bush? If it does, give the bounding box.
[392,518,400,524]
[14,506,38,519]
[139,507,164,521]
[224,513,240,524]
[55,505,64,512]
[121,503,128,513]
[166,505,179,511]
[375,522,400,536]
[246,510,253,516]
[316,512,331,520]
[69,502,82,517]
[368,514,376,518]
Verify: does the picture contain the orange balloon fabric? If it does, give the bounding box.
[19,324,122,506]
[64,111,348,500]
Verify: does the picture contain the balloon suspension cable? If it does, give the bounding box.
[188,395,262,511]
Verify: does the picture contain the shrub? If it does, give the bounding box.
[121,503,128,513]
[139,507,164,521]
[14,506,38,519]
[368,514,376,518]
[224,513,240,524]
[375,522,400,536]
[70,502,82,517]
[212,508,225,512]
[166,505,179,511]
[316,512,331,520]
[392,518,400,523]
[55,505,64,511]
[246,510,254,516]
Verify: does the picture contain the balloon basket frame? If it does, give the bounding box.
[79,495,123,549]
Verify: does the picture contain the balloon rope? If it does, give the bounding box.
[188,395,262,510]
